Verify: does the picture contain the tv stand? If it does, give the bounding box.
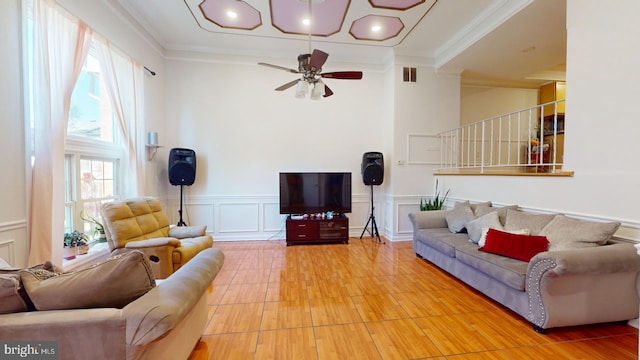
[285,214,349,246]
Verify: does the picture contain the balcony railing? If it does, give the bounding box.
[437,100,566,174]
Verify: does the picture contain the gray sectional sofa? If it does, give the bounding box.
[409,203,640,332]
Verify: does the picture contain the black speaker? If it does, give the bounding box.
[361,152,384,185]
[168,148,196,186]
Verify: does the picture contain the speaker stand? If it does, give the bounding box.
[360,185,384,244]
[177,185,187,227]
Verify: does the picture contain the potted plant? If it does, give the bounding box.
[420,179,450,211]
[63,230,88,260]
[76,237,90,255]
[80,211,107,243]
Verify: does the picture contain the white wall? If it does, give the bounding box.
[158,53,465,242]
[389,59,461,239]
[0,0,28,266]
[460,86,539,125]
[439,1,640,241]
[161,53,390,239]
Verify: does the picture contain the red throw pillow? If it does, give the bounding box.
[479,228,549,262]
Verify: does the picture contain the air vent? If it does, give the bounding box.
[403,67,417,82]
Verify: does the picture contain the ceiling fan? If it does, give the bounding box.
[258,49,363,99]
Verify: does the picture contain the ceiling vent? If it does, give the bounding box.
[403,67,416,82]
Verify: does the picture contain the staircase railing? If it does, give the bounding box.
[437,99,565,174]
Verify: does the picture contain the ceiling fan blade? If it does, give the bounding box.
[275,79,300,91]
[309,49,329,70]
[323,85,334,98]
[258,62,299,74]
[321,71,363,80]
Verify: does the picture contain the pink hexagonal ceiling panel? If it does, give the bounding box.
[199,0,262,30]
[270,0,350,37]
[350,15,404,42]
[369,0,425,11]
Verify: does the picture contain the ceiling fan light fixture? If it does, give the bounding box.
[295,81,309,98]
[311,81,325,100]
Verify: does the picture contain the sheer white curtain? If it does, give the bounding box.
[28,0,92,265]
[95,39,145,198]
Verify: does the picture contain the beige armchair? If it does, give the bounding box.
[101,197,213,278]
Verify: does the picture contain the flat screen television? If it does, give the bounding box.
[279,172,352,215]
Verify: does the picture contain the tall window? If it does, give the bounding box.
[24,0,143,263]
[64,47,122,241]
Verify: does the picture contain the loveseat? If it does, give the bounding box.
[101,197,214,279]
[0,247,225,360]
[409,202,640,332]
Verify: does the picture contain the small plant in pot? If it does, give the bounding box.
[63,230,89,260]
[80,211,107,243]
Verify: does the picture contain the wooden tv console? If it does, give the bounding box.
[285,215,349,246]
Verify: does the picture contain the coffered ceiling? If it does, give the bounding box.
[116,0,566,87]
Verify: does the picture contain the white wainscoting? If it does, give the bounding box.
[0,220,28,267]
[0,239,16,265]
[165,194,380,242]
[164,194,639,243]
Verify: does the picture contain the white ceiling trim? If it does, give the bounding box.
[434,0,533,69]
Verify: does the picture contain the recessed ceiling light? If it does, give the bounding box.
[302,18,311,26]
[371,25,382,32]
[226,11,238,19]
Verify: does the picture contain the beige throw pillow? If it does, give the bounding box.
[466,212,502,244]
[445,201,476,233]
[540,215,621,251]
[470,201,492,215]
[0,261,62,314]
[474,205,519,226]
[504,209,556,235]
[20,250,155,311]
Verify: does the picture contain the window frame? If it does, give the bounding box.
[64,136,123,243]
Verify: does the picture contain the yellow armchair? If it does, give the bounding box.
[100,197,213,278]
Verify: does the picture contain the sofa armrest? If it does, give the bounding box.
[124,237,181,249]
[528,243,640,276]
[169,225,207,239]
[123,248,225,346]
[526,243,640,329]
[408,210,450,232]
[0,308,126,359]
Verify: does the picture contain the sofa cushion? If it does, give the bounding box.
[480,229,549,262]
[0,275,27,314]
[414,228,471,258]
[101,198,172,251]
[446,201,475,233]
[504,209,556,235]
[470,201,492,215]
[455,243,529,291]
[172,236,214,265]
[474,205,519,225]
[0,261,63,314]
[466,212,502,244]
[169,225,207,238]
[21,250,156,311]
[540,215,621,251]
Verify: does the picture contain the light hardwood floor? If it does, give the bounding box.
[189,238,638,360]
